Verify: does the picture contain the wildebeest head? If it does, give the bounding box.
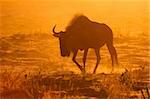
[52,25,70,57]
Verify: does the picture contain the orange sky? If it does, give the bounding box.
[1,0,149,36]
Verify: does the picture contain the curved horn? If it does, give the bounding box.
[52,25,59,34]
[52,25,60,37]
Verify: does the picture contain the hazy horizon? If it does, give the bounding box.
[1,0,149,36]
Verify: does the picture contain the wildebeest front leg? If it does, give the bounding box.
[93,49,101,74]
[72,49,84,73]
[83,48,88,73]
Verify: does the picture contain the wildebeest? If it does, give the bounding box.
[52,15,118,74]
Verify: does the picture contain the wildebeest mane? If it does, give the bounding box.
[66,15,92,34]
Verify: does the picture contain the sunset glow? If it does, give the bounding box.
[1,0,149,36]
[1,0,150,98]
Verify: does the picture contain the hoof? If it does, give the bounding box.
[82,70,86,75]
[93,71,96,74]
[80,67,86,74]
[111,69,114,74]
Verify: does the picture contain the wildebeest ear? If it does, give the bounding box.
[53,33,60,37]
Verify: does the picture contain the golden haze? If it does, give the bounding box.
[1,0,149,36]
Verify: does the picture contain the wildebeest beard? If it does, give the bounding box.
[59,38,70,57]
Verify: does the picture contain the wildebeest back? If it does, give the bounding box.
[65,15,113,48]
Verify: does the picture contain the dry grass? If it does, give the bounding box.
[0,33,149,99]
[0,66,149,99]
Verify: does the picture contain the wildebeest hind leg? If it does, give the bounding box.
[93,48,101,74]
[107,43,118,73]
[72,49,84,73]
